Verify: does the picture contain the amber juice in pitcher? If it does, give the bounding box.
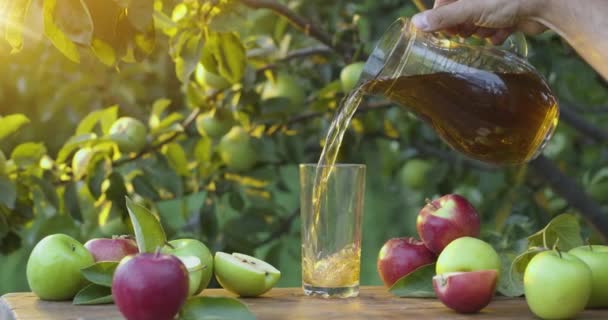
[362,71,559,164]
[355,17,559,165]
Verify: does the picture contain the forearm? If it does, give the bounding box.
[533,0,608,80]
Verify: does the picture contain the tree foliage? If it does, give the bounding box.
[0,0,607,293]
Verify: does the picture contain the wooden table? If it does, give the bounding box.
[2,286,607,319]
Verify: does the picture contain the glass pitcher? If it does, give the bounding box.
[359,17,559,165]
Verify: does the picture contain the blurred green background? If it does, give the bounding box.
[1,0,607,295]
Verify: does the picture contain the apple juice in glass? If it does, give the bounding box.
[300,164,365,298]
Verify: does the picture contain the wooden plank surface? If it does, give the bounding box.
[2,286,608,320]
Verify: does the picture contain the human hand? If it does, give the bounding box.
[412,0,548,44]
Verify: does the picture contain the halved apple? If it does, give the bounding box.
[432,269,498,313]
[214,252,281,297]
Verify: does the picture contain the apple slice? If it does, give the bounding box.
[214,252,281,297]
[177,256,204,296]
[433,270,498,313]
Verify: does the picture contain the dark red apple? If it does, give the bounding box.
[112,252,189,320]
[416,194,480,254]
[377,237,436,287]
[84,236,139,262]
[433,270,498,313]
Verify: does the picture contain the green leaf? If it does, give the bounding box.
[73,283,113,305]
[91,38,117,66]
[5,0,33,53]
[53,0,94,45]
[389,263,435,298]
[497,251,522,297]
[201,32,246,84]
[87,157,110,198]
[0,114,30,140]
[0,176,17,209]
[125,196,167,253]
[76,105,119,135]
[150,98,172,127]
[132,175,160,200]
[56,133,98,164]
[156,191,207,232]
[175,31,204,83]
[81,261,119,287]
[63,182,82,221]
[163,143,190,176]
[179,296,256,320]
[527,213,583,251]
[127,0,153,32]
[11,142,47,168]
[43,0,81,63]
[506,247,546,297]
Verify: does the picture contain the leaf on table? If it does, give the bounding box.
[179,296,256,320]
[81,261,119,287]
[125,196,167,253]
[389,263,435,298]
[527,213,583,251]
[506,246,547,297]
[497,251,523,297]
[73,283,113,305]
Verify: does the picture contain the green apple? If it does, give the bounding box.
[340,62,365,92]
[195,64,231,90]
[26,234,94,300]
[569,245,608,308]
[436,237,500,276]
[178,255,204,296]
[72,147,94,180]
[109,117,148,154]
[261,73,305,107]
[218,127,257,172]
[196,109,235,139]
[524,250,592,319]
[214,252,281,297]
[399,159,433,190]
[162,239,214,296]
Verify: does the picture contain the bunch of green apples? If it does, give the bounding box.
[524,244,608,319]
[377,194,501,313]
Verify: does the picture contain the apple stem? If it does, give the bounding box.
[553,238,562,258]
[425,198,439,210]
[154,246,162,258]
[587,238,593,251]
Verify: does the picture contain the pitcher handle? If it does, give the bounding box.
[499,31,529,58]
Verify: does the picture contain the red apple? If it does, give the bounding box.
[112,252,189,320]
[84,236,139,262]
[416,194,480,254]
[377,237,436,287]
[433,270,498,313]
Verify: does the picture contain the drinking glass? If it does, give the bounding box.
[300,164,365,298]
